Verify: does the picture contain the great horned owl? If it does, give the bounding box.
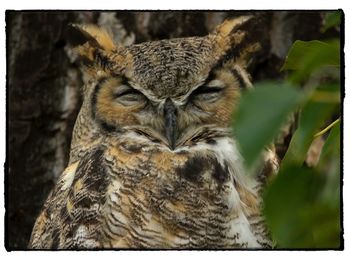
[29,16,278,249]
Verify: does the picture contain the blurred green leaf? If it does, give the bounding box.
[233,83,301,169]
[260,21,341,249]
[266,91,341,249]
[264,165,323,248]
[264,165,340,248]
[322,11,341,33]
[281,40,340,83]
[318,119,340,163]
[317,120,341,207]
[281,84,339,169]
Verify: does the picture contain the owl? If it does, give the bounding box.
[29,16,279,249]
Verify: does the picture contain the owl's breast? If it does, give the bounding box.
[101,138,260,248]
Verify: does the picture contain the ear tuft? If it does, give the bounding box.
[70,24,116,51]
[211,16,254,57]
[237,42,262,68]
[69,24,125,72]
[214,16,253,39]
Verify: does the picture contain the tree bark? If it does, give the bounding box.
[6,10,335,249]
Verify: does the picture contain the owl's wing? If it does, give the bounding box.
[28,148,110,249]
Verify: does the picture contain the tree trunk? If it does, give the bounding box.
[6,10,334,249]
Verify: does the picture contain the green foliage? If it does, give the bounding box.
[281,40,340,83]
[321,11,342,33]
[232,12,341,249]
[319,120,340,164]
[233,83,301,169]
[264,165,340,248]
[265,122,341,249]
[281,85,339,169]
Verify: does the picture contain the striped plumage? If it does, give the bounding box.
[29,16,278,249]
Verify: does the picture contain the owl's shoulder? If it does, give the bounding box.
[29,147,110,249]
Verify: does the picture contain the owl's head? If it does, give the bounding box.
[72,16,259,150]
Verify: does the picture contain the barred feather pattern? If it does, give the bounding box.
[29,130,273,249]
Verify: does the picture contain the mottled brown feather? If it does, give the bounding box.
[29,16,278,249]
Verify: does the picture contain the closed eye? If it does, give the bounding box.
[192,86,223,95]
[113,84,147,106]
[114,87,142,98]
[190,79,225,102]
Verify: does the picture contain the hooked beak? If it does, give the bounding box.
[163,98,177,150]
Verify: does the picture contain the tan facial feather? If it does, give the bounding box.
[194,69,241,127]
[95,78,145,127]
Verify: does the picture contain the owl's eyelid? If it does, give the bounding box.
[192,80,225,95]
[195,86,223,95]
[205,79,225,88]
[114,85,143,98]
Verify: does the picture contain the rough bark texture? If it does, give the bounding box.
[6,11,336,250]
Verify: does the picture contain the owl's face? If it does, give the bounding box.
[74,17,256,150]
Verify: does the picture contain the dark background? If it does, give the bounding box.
[6,10,339,249]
